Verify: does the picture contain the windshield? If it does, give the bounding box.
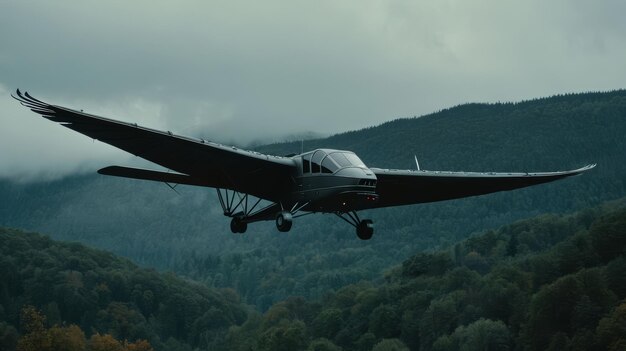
[329,152,366,168]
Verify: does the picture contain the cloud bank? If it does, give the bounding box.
[1,1,625,179]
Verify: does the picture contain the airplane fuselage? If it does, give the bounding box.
[284,149,379,212]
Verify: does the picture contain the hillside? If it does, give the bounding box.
[218,198,626,351]
[2,199,625,350]
[1,90,625,309]
[0,228,248,351]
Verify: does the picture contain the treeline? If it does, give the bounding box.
[0,228,248,351]
[1,89,625,310]
[214,199,626,350]
[1,198,625,350]
[13,305,152,351]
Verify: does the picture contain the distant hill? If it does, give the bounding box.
[1,90,625,309]
[3,200,624,351]
[0,228,248,351]
[219,198,626,351]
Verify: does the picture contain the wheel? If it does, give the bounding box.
[230,217,247,234]
[356,219,374,240]
[276,211,293,232]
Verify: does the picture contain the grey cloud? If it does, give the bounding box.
[1,1,625,180]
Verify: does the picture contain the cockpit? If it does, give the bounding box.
[300,149,366,174]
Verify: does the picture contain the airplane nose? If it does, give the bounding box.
[336,167,376,179]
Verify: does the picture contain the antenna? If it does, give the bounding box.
[414,155,420,170]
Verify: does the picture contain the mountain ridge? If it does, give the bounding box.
[1,89,625,309]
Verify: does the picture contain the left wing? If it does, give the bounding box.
[13,90,296,201]
[370,165,595,209]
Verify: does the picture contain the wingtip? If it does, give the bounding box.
[12,88,26,100]
[572,163,596,174]
[12,89,50,110]
[97,166,118,175]
[584,163,597,170]
[24,91,45,104]
[11,88,22,101]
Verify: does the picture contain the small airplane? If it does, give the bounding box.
[13,90,595,240]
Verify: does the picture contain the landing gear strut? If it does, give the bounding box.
[336,211,374,240]
[217,188,308,234]
[217,188,263,234]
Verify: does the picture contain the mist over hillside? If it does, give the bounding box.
[1,90,625,309]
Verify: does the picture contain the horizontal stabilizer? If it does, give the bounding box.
[98,166,211,187]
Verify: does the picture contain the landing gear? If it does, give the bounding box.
[230,215,247,234]
[356,219,374,240]
[276,211,293,232]
[218,188,264,234]
[217,188,308,234]
[336,211,374,240]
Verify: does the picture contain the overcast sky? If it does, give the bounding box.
[1,1,625,180]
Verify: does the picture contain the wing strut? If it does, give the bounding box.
[217,188,262,217]
[335,211,362,228]
[164,182,181,195]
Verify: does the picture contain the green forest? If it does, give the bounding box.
[1,90,626,349]
[216,198,626,351]
[0,227,248,350]
[1,90,625,310]
[1,197,625,350]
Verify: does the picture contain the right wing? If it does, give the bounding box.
[13,90,296,201]
[370,164,595,209]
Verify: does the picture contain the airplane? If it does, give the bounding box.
[13,89,595,240]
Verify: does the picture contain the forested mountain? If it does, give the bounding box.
[3,198,624,350]
[0,228,248,351]
[1,90,625,309]
[218,198,626,351]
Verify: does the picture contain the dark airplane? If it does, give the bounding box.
[13,90,595,239]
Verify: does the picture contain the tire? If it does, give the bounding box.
[276,211,293,232]
[356,219,374,240]
[230,217,247,234]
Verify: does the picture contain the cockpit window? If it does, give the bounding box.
[304,150,365,174]
[329,153,352,168]
[321,156,339,173]
[302,154,311,173]
[345,153,366,167]
[329,152,366,168]
[311,150,326,173]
